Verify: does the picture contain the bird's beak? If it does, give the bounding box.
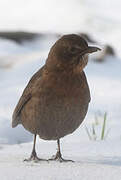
[80,46,101,56]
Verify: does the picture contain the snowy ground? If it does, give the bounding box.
[1,140,121,180]
[0,0,121,179]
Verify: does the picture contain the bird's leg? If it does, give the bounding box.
[24,134,47,162]
[49,139,74,162]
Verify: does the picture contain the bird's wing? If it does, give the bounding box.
[12,65,45,128]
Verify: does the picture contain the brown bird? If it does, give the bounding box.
[12,34,100,162]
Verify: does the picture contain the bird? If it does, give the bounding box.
[12,34,100,162]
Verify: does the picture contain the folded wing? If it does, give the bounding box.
[12,66,44,127]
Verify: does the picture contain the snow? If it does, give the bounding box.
[1,140,121,180]
[0,0,121,179]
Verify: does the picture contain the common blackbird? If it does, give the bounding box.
[12,34,100,162]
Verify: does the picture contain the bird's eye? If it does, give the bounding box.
[70,47,78,54]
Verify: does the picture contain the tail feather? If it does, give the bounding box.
[12,111,20,128]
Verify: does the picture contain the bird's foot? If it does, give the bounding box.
[48,151,74,163]
[24,151,48,162]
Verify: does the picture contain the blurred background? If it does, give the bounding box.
[0,0,121,144]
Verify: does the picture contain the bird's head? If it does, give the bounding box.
[46,34,101,72]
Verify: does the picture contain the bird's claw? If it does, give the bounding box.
[24,154,48,162]
[48,152,74,162]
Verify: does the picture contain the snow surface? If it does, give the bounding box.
[0,0,121,179]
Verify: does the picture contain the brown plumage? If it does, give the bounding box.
[12,34,100,162]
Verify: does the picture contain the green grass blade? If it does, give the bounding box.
[92,124,97,140]
[101,112,107,140]
[85,126,92,140]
